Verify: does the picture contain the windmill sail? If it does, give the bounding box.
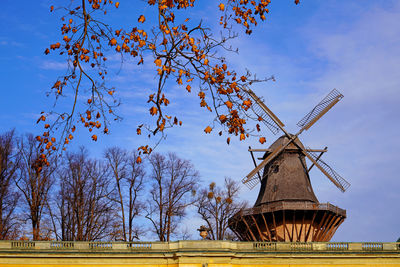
[250,102,280,135]
[241,175,260,190]
[241,88,348,193]
[242,88,285,135]
[305,149,350,192]
[297,89,343,131]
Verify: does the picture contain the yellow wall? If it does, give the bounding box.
[0,240,399,267]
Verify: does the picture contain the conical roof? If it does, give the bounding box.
[254,135,318,206]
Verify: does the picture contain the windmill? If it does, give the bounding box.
[228,89,350,242]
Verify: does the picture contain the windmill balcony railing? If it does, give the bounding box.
[0,240,399,253]
[239,201,346,217]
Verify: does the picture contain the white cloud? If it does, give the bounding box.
[40,60,68,70]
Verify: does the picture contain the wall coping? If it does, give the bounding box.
[0,240,398,254]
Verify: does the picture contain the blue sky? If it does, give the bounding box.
[1,1,399,241]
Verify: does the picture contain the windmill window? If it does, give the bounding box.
[271,165,279,173]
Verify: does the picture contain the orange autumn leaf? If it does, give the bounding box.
[136,156,142,164]
[226,137,230,144]
[149,43,156,50]
[186,85,191,92]
[138,15,145,23]
[240,133,245,140]
[240,76,247,82]
[218,3,225,11]
[204,126,212,133]
[149,106,158,115]
[115,2,120,8]
[225,101,233,109]
[243,100,252,107]
[45,142,52,150]
[92,135,97,141]
[154,58,162,67]
[109,38,117,46]
[259,137,266,144]
[219,115,227,122]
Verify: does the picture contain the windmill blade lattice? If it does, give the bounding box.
[249,101,280,135]
[297,89,343,131]
[241,175,260,190]
[306,148,350,192]
[240,89,283,135]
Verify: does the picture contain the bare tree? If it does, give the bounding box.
[104,147,144,241]
[16,134,54,240]
[145,153,199,242]
[104,147,128,241]
[125,151,145,241]
[0,130,20,239]
[56,148,118,241]
[195,178,247,240]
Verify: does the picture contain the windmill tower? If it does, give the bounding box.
[229,89,350,242]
